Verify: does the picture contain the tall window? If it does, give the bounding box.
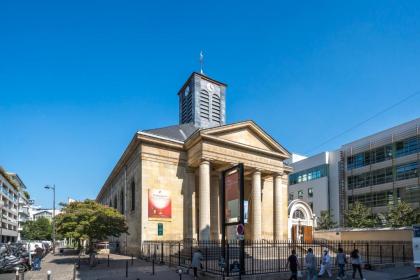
[131,181,135,211]
[120,190,125,214]
[114,196,117,210]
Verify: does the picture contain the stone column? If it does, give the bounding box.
[210,174,220,239]
[273,174,283,240]
[281,174,289,239]
[252,170,262,240]
[199,160,211,240]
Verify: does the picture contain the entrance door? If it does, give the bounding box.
[292,225,297,241]
[303,226,313,243]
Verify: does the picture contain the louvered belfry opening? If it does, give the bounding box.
[181,87,193,124]
[212,93,221,124]
[200,90,210,120]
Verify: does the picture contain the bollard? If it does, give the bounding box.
[47,270,51,280]
[15,267,19,280]
[107,254,110,267]
[152,258,155,275]
[177,267,183,280]
[125,260,128,278]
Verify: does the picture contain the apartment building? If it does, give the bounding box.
[7,173,31,241]
[0,168,19,242]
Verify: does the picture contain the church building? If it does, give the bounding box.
[96,72,292,254]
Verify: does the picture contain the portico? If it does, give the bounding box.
[184,121,291,240]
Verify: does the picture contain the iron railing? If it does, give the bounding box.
[141,239,413,276]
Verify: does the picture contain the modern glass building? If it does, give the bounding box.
[340,118,419,225]
[288,117,419,227]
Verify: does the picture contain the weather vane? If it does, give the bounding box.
[200,50,204,74]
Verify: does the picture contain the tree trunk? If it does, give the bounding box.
[88,238,96,267]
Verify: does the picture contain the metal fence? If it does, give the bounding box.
[141,239,413,276]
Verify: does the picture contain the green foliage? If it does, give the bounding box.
[21,217,52,240]
[345,201,379,228]
[23,191,30,200]
[317,211,337,230]
[56,200,128,247]
[386,201,419,227]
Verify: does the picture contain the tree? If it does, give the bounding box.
[387,201,419,227]
[23,191,30,200]
[21,217,52,240]
[55,200,128,250]
[345,201,379,228]
[317,211,337,230]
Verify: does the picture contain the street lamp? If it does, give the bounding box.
[44,185,56,254]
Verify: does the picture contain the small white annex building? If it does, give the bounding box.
[288,199,316,242]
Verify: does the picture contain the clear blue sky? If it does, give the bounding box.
[1,1,420,207]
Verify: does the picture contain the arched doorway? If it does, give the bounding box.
[288,200,316,243]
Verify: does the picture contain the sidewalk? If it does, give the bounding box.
[25,253,77,280]
[76,254,202,280]
[10,253,418,280]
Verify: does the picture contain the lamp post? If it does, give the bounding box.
[44,185,56,254]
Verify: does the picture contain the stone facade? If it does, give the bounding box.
[97,121,291,255]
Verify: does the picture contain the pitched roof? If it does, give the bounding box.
[143,123,199,142]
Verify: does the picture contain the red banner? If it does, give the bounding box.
[148,189,171,220]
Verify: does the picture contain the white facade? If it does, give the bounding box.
[7,173,30,241]
[288,152,340,224]
[0,169,19,242]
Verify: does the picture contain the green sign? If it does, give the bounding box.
[158,223,163,236]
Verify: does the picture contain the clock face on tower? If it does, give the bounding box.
[206,83,215,92]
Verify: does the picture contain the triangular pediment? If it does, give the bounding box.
[199,121,290,158]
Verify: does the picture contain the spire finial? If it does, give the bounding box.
[200,50,204,74]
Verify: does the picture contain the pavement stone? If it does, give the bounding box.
[0,253,416,280]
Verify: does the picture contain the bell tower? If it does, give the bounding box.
[178,72,227,129]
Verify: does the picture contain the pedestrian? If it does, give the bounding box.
[336,247,347,279]
[318,249,332,278]
[191,248,203,280]
[305,248,317,280]
[33,244,44,271]
[350,249,365,280]
[286,249,299,280]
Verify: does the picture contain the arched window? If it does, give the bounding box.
[200,90,210,120]
[212,94,221,123]
[293,209,306,220]
[131,181,135,211]
[120,189,125,214]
